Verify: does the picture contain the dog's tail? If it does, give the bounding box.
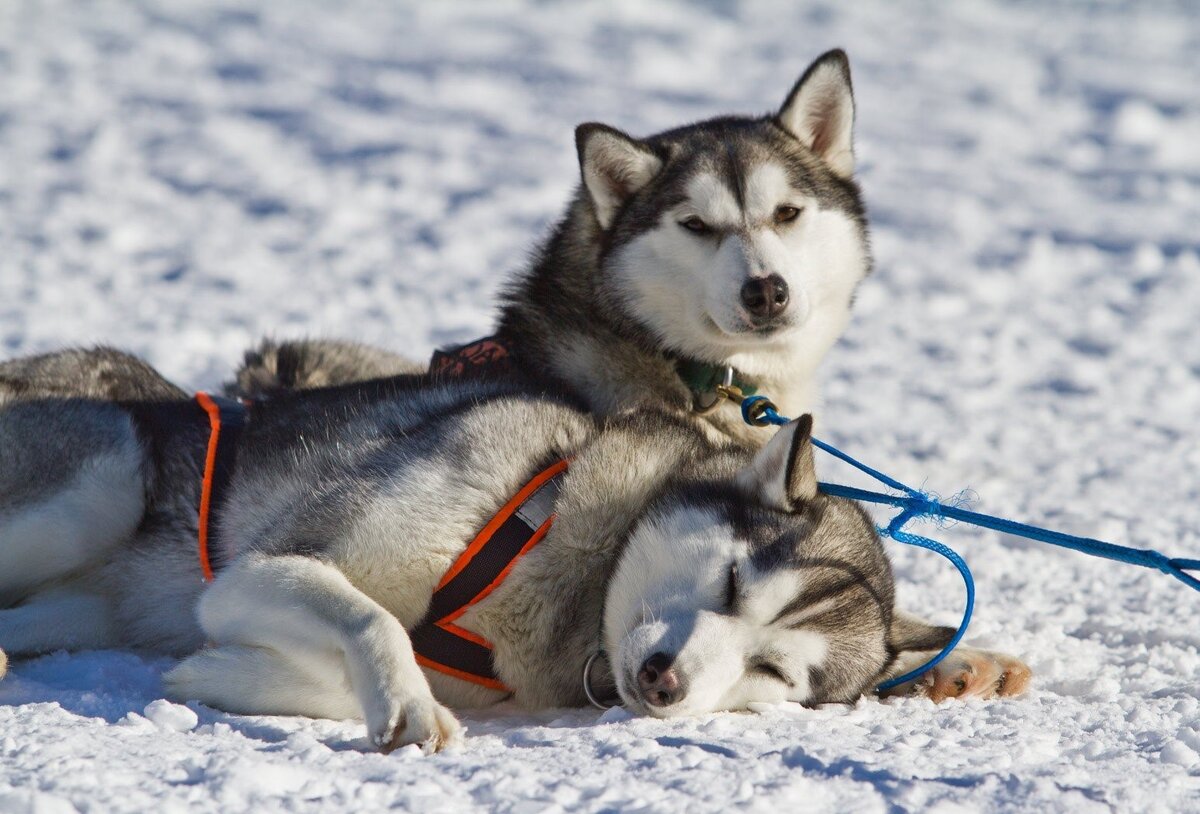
[226,339,426,400]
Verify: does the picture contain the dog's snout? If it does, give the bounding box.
[637,652,685,707]
[740,274,789,321]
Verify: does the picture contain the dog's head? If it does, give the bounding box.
[603,416,953,717]
[576,50,870,371]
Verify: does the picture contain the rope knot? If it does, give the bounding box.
[906,490,944,520]
[903,488,978,529]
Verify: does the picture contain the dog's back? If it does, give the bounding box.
[0,349,598,666]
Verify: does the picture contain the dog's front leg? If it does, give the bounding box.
[169,554,461,752]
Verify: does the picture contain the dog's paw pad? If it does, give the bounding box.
[993,656,1032,697]
[919,650,1031,702]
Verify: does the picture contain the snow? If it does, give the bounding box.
[2,0,1199,811]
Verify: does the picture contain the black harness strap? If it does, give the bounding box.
[410,459,567,691]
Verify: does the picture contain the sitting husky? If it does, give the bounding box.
[230,50,1032,697]
[232,49,868,446]
[0,348,974,752]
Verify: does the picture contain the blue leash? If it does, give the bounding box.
[733,394,1200,692]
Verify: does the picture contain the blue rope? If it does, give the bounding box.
[737,394,1200,692]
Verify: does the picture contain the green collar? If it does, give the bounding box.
[677,359,758,400]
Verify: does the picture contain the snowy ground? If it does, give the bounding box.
[2,0,1199,811]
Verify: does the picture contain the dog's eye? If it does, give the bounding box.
[750,660,793,686]
[724,562,739,610]
[680,216,712,234]
[774,205,802,224]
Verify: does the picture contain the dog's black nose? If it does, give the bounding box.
[637,652,685,707]
[740,274,789,321]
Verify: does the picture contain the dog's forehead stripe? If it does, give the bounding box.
[744,163,795,222]
[684,172,741,227]
[741,564,807,624]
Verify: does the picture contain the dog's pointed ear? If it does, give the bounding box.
[576,123,663,230]
[737,414,818,510]
[777,49,856,178]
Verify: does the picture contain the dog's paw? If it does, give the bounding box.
[371,694,463,755]
[0,647,8,679]
[911,648,1031,702]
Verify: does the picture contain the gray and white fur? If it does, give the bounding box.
[0,347,1012,752]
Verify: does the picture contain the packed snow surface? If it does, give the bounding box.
[2,1,1199,811]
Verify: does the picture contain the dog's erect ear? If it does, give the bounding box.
[737,414,818,510]
[576,123,663,230]
[777,49,856,178]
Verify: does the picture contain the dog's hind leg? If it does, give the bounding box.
[0,402,145,604]
[167,644,362,722]
[880,612,1031,701]
[165,553,462,753]
[883,647,1032,702]
[0,583,119,656]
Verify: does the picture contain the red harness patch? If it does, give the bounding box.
[430,335,513,378]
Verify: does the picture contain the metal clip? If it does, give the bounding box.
[693,366,738,415]
[741,396,778,427]
[710,366,742,403]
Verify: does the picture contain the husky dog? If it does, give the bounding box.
[231,49,869,447]
[0,347,1022,752]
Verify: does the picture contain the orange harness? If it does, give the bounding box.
[194,393,248,582]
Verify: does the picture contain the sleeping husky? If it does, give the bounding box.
[0,347,1001,752]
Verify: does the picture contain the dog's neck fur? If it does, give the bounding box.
[497,195,829,448]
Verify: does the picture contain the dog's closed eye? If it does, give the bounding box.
[724,562,739,611]
[749,659,794,687]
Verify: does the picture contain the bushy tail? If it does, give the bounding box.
[226,339,426,400]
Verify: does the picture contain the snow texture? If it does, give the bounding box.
[2,1,1199,811]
